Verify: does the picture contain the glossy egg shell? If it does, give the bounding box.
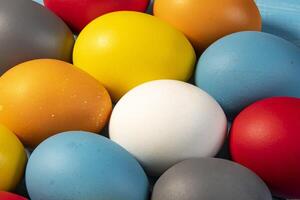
[230,97,300,199]
[73,11,196,102]
[26,131,149,200]
[0,0,74,75]
[154,0,261,52]
[44,0,149,32]
[195,31,300,118]
[0,59,112,148]
[109,80,227,176]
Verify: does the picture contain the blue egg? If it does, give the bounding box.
[26,131,149,200]
[147,0,154,14]
[32,0,44,5]
[255,0,300,47]
[195,31,300,118]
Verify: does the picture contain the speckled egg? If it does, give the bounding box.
[0,59,112,148]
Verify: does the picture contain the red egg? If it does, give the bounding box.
[44,0,150,32]
[0,191,27,200]
[230,97,300,199]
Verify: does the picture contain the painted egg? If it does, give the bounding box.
[0,59,112,148]
[255,0,300,47]
[109,80,227,176]
[230,97,300,199]
[147,0,154,14]
[32,0,43,5]
[195,31,300,118]
[44,0,150,32]
[26,131,149,200]
[152,158,272,200]
[0,125,27,191]
[73,11,196,102]
[0,191,27,200]
[154,0,261,52]
[0,0,74,75]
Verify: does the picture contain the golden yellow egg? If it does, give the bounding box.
[0,124,27,191]
[73,11,196,101]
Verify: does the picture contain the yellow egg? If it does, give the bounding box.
[73,11,196,101]
[0,125,27,191]
[0,59,112,148]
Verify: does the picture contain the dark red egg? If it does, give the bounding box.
[44,0,150,32]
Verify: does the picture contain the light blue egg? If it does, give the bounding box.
[195,31,300,118]
[255,0,300,47]
[147,0,154,14]
[32,0,44,5]
[26,131,149,200]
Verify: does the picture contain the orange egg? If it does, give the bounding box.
[0,59,112,148]
[154,0,261,52]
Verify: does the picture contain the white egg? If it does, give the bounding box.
[109,80,227,176]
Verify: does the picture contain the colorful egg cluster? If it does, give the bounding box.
[0,0,299,200]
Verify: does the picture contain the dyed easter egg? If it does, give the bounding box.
[110,80,227,176]
[152,158,272,200]
[26,131,149,200]
[0,0,74,75]
[0,125,27,191]
[230,97,300,199]
[195,31,300,118]
[147,0,154,14]
[32,0,43,5]
[0,59,112,148]
[73,11,196,102]
[0,191,27,200]
[44,0,149,32]
[255,0,300,47]
[154,0,261,52]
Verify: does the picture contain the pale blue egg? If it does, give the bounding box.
[26,131,149,200]
[147,0,154,14]
[32,0,44,5]
[195,31,300,118]
[255,0,300,47]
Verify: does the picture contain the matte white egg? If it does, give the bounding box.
[109,80,227,176]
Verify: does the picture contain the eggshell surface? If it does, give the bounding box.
[0,191,27,200]
[0,59,112,148]
[154,0,261,52]
[152,158,272,200]
[0,0,74,75]
[230,97,300,199]
[33,0,43,5]
[195,31,300,118]
[0,125,27,191]
[73,11,196,102]
[109,80,227,176]
[26,131,149,200]
[44,0,150,32]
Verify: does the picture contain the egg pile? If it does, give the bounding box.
[0,0,299,200]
